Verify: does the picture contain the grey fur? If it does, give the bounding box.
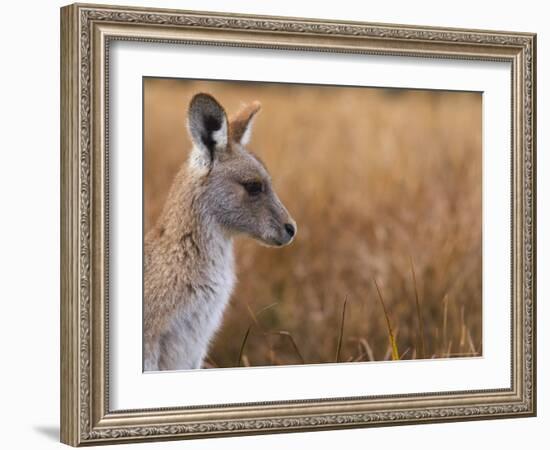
[143,93,296,371]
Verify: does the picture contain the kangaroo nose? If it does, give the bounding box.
[284,223,295,238]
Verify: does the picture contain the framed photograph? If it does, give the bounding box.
[60,3,537,446]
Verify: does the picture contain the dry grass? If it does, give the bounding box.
[144,78,482,367]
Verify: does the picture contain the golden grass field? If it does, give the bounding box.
[144,77,482,368]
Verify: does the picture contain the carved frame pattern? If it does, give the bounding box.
[60,3,536,446]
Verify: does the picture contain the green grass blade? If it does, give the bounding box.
[374,279,399,361]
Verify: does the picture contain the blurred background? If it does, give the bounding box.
[144,77,482,368]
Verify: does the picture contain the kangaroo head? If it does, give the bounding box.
[186,93,296,247]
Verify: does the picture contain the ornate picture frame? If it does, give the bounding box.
[60,3,536,446]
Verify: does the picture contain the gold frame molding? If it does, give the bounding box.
[60,3,537,446]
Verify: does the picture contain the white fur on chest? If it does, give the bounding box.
[160,241,236,370]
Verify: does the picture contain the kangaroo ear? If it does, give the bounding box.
[187,93,228,166]
[230,101,261,146]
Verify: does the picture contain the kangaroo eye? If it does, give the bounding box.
[242,181,263,196]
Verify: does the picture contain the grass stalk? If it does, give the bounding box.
[271,331,305,364]
[335,297,348,363]
[409,256,425,359]
[374,279,399,361]
[237,325,252,367]
[442,294,449,355]
[359,338,375,362]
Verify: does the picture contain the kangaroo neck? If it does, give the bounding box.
[156,166,234,269]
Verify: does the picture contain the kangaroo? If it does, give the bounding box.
[144,93,296,371]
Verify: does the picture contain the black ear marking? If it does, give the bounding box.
[188,93,228,165]
[201,114,222,159]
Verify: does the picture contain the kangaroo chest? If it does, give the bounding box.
[161,242,236,370]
